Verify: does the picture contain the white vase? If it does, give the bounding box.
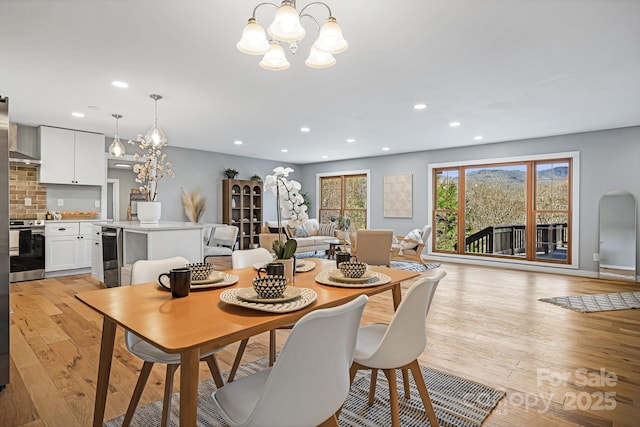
[137,201,162,224]
[279,258,295,285]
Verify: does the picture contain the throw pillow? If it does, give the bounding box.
[294,225,310,238]
[400,228,423,250]
[318,222,336,237]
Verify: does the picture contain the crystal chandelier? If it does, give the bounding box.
[237,0,348,70]
[145,94,167,146]
[108,114,125,156]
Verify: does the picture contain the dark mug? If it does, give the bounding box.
[258,262,285,278]
[158,267,191,298]
[336,251,355,268]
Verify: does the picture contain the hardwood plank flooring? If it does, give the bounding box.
[1,263,639,426]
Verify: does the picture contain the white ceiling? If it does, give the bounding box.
[1,0,639,164]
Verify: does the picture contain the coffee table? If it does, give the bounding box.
[324,239,345,259]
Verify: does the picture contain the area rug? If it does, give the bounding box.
[105,358,504,427]
[391,260,440,272]
[539,291,640,312]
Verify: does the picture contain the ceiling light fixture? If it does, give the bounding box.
[300,126,310,132]
[113,163,132,168]
[474,135,484,140]
[145,94,167,147]
[346,138,355,143]
[234,140,244,145]
[109,114,126,157]
[449,121,461,127]
[382,147,390,151]
[237,0,348,70]
[71,112,85,117]
[111,81,129,88]
[281,148,289,152]
[414,103,427,110]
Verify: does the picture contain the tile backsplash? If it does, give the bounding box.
[9,165,47,219]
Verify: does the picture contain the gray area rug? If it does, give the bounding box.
[105,358,504,427]
[540,291,640,312]
[391,260,441,272]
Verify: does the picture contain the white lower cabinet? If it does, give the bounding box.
[91,224,103,282]
[45,222,96,272]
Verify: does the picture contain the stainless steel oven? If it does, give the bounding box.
[9,220,45,282]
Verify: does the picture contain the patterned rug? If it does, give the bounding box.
[539,291,640,312]
[105,358,504,427]
[297,251,440,273]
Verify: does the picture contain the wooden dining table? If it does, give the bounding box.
[76,257,420,426]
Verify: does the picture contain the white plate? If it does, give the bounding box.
[236,287,302,303]
[327,269,376,283]
[296,260,315,272]
[220,288,317,313]
[192,271,226,285]
[158,273,239,291]
[315,270,392,288]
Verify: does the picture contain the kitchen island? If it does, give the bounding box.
[94,221,207,286]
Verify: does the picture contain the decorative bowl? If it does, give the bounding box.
[252,276,288,299]
[186,262,215,281]
[338,261,368,278]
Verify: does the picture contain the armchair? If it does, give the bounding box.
[346,229,394,267]
[391,225,431,266]
[204,225,239,261]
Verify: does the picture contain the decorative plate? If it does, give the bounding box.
[315,270,392,288]
[220,288,317,313]
[327,269,377,283]
[236,286,302,303]
[158,273,239,291]
[296,260,316,272]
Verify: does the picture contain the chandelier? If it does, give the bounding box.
[145,94,167,147]
[108,114,125,157]
[237,0,348,70]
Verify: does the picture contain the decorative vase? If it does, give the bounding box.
[279,258,295,284]
[137,201,162,224]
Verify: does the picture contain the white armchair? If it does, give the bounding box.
[391,225,431,266]
[204,225,239,261]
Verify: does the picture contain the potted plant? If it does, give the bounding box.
[264,167,308,282]
[250,174,262,182]
[128,134,175,223]
[224,168,239,179]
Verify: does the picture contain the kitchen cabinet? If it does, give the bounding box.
[39,126,106,185]
[45,222,95,272]
[91,224,103,282]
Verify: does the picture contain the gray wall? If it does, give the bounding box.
[108,145,298,225]
[298,126,640,274]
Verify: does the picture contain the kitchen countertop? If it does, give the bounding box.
[92,221,207,231]
[45,219,107,223]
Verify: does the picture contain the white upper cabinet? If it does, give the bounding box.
[39,126,106,185]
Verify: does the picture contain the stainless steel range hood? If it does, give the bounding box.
[9,123,41,165]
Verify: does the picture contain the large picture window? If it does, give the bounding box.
[318,173,368,230]
[432,154,574,265]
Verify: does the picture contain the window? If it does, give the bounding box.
[432,154,574,265]
[319,173,368,230]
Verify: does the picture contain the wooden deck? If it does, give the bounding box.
[1,262,639,426]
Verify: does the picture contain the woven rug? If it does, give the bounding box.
[540,291,640,312]
[391,260,440,272]
[105,358,504,427]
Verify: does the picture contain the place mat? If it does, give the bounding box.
[104,357,505,427]
[236,286,302,303]
[158,273,239,291]
[296,260,315,272]
[220,288,317,313]
[539,291,640,312]
[315,270,391,288]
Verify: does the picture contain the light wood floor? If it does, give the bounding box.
[1,262,639,426]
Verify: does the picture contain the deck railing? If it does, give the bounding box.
[465,223,567,256]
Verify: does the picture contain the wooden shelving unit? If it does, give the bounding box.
[222,179,262,250]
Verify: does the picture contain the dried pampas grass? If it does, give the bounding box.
[181,187,206,223]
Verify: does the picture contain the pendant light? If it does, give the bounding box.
[108,114,125,157]
[145,94,167,147]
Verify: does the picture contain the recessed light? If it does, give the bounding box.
[321,155,328,159]
[473,135,484,140]
[111,81,129,88]
[300,127,310,132]
[449,121,461,127]
[346,138,356,143]
[234,140,243,145]
[382,147,390,151]
[281,148,288,153]
[71,112,85,117]
[414,103,427,110]
[113,163,131,168]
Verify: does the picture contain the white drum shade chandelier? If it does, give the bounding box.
[237,0,348,70]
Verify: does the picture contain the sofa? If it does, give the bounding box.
[259,219,337,255]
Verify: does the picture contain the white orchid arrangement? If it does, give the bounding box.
[264,166,309,258]
[128,135,174,201]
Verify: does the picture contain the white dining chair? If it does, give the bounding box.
[227,247,278,382]
[122,256,225,427]
[211,295,369,427]
[346,271,447,427]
